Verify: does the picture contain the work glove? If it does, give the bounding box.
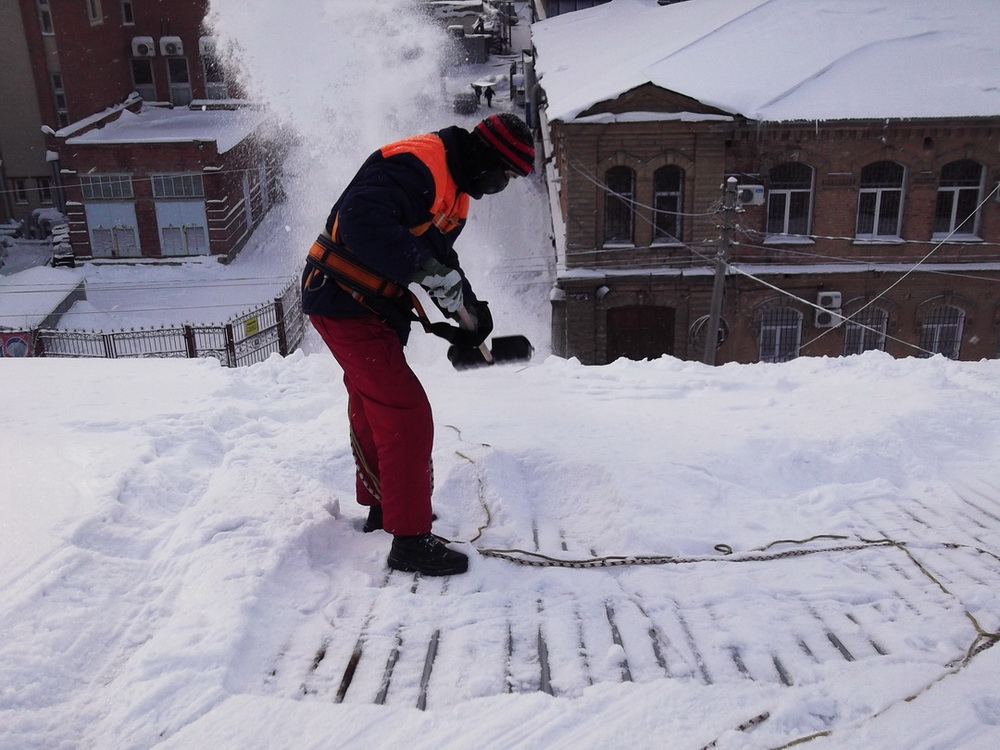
[455,299,494,348]
[427,300,493,348]
[412,257,464,313]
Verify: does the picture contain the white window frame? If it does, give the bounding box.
[933,160,985,241]
[167,58,192,107]
[80,174,133,200]
[767,162,814,237]
[856,161,905,241]
[151,173,204,199]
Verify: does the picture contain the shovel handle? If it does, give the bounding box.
[457,305,494,364]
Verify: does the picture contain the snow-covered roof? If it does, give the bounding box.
[64,104,268,154]
[0,267,85,330]
[532,0,1000,123]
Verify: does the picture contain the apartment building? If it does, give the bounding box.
[1,0,281,260]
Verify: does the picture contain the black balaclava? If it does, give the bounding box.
[448,127,510,200]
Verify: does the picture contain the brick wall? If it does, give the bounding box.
[550,102,1000,364]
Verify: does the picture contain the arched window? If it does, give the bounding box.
[843,307,889,355]
[934,160,984,238]
[604,166,635,245]
[759,307,802,363]
[766,162,813,236]
[856,161,904,239]
[652,165,684,243]
[919,304,965,359]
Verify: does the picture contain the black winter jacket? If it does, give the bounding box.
[301,126,482,344]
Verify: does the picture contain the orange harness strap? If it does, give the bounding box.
[307,233,407,300]
[305,233,434,330]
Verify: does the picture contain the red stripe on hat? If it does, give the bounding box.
[477,116,534,175]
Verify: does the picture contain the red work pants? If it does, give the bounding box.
[310,314,434,536]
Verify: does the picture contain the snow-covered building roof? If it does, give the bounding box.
[0,267,86,331]
[532,0,1000,123]
[61,102,268,154]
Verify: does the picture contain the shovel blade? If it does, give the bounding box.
[448,335,533,370]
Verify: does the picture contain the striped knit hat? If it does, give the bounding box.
[473,113,535,176]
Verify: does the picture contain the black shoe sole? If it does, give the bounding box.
[387,556,468,577]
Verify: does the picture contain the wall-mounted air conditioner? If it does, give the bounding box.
[815,291,843,328]
[160,36,184,56]
[132,36,156,57]
[736,184,765,206]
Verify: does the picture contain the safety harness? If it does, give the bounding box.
[305,231,479,348]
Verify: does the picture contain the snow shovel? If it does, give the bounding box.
[448,306,533,370]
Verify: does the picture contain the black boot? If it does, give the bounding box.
[387,533,468,576]
[362,505,382,533]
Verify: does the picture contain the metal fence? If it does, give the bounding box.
[33,279,306,367]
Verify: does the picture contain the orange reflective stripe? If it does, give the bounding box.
[307,238,407,300]
[380,134,468,234]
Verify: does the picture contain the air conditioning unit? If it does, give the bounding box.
[160,36,184,56]
[815,291,843,328]
[736,184,765,206]
[132,36,156,57]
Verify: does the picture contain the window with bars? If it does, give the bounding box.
[843,307,889,355]
[603,166,634,245]
[759,307,802,363]
[652,165,684,243]
[856,161,904,239]
[151,174,204,199]
[767,162,813,236]
[80,174,133,200]
[918,304,965,359]
[934,160,984,239]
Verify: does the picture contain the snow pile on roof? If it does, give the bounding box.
[532,0,1000,123]
[65,104,268,154]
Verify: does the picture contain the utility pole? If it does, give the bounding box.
[702,177,737,365]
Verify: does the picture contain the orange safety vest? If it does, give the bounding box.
[378,133,469,236]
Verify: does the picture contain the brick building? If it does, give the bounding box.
[1,0,280,259]
[47,96,281,261]
[532,0,1000,364]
